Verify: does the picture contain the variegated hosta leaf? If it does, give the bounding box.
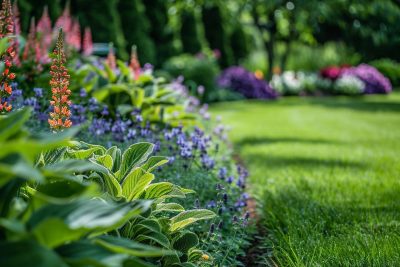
[119,143,154,180]
[27,199,151,248]
[170,210,216,232]
[154,203,185,213]
[122,168,154,201]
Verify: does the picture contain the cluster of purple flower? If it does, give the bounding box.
[343,64,392,94]
[218,66,278,99]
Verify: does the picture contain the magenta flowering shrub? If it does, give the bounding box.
[343,64,392,94]
[218,66,278,99]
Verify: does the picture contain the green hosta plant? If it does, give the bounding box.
[68,61,196,127]
[0,109,183,267]
[67,141,217,266]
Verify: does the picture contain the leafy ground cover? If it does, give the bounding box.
[211,93,400,266]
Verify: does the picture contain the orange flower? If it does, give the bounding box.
[4,83,11,94]
[254,70,264,80]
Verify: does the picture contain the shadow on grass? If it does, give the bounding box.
[305,98,400,113]
[257,181,400,265]
[236,136,342,147]
[243,153,366,170]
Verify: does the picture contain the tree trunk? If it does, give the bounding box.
[280,39,292,73]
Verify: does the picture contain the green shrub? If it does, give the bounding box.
[201,4,233,67]
[144,0,177,67]
[370,58,400,87]
[163,54,220,102]
[118,0,156,63]
[180,10,202,54]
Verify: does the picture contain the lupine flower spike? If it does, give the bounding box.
[37,6,52,63]
[48,29,72,131]
[0,0,15,113]
[54,2,72,45]
[82,27,93,56]
[106,43,116,70]
[129,45,141,80]
[68,19,81,51]
[11,0,20,66]
[23,17,41,65]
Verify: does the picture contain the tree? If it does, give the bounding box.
[143,0,177,66]
[313,0,400,61]
[201,3,233,67]
[180,9,202,54]
[118,0,155,63]
[249,0,317,79]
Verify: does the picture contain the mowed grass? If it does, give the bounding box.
[211,93,400,266]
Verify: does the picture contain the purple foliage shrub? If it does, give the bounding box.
[217,66,277,99]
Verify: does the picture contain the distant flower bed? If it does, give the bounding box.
[216,63,392,99]
[271,64,392,97]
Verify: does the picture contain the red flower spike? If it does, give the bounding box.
[48,29,72,131]
[37,6,52,64]
[129,45,141,80]
[106,43,116,70]
[82,27,93,56]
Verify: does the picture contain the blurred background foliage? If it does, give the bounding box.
[17,0,400,82]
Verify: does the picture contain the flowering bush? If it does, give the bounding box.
[320,65,350,80]
[270,64,392,96]
[342,64,392,94]
[218,66,277,99]
[272,71,322,95]
[370,58,400,86]
[333,75,365,95]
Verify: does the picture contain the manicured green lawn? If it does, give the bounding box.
[211,93,400,266]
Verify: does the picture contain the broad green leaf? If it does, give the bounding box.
[120,143,154,179]
[0,240,67,267]
[170,210,216,232]
[172,231,199,254]
[141,156,169,172]
[0,107,31,142]
[130,88,145,107]
[0,127,80,161]
[56,239,131,267]
[135,231,170,249]
[122,168,154,200]
[66,142,106,159]
[144,182,174,199]
[106,146,121,172]
[39,148,66,166]
[26,180,98,205]
[42,159,102,175]
[0,154,43,187]
[27,199,152,247]
[94,235,175,257]
[96,154,113,171]
[154,203,185,213]
[103,62,117,83]
[133,219,161,234]
[89,160,122,197]
[93,84,128,102]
